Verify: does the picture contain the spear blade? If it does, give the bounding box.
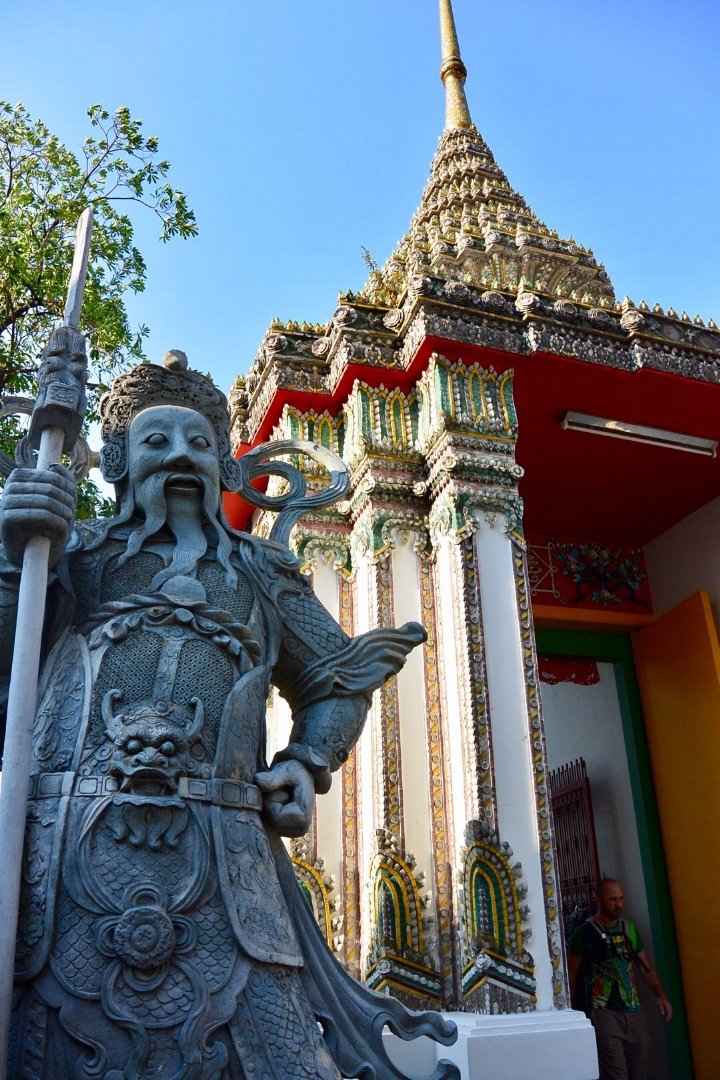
[63,207,94,330]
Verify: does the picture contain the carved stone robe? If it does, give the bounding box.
[0,522,457,1080]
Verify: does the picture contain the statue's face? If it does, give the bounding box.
[127,405,220,501]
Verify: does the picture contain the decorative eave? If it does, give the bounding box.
[231,281,720,452]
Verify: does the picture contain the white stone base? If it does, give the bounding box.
[384,1009,599,1079]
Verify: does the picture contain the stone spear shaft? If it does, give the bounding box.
[0,208,93,1077]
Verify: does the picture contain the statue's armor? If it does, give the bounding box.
[10,531,346,1080]
[1,354,458,1080]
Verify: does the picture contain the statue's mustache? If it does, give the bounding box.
[88,463,237,589]
[165,473,204,487]
[138,469,218,509]
[116,472,213,568]
[114,468,236,588]
[153,468,209,487]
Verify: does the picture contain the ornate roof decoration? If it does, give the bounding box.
[231,283,720,451]
[359,0,614,310]
[231,1,720,451]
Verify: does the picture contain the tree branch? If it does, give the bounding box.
[0,301,47,337]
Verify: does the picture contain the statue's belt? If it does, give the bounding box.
[27,772,264,811]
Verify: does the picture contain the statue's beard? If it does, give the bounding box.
[110,471,237,588]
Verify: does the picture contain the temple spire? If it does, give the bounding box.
[439,0,473,130]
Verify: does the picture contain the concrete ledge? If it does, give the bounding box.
[385,1009,599,1079]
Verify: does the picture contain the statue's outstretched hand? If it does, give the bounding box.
[0,464,75,568]
[256,759,314,838]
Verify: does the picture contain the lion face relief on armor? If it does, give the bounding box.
[102,691,207,794]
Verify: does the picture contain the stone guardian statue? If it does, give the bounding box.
[0,346,458,1079]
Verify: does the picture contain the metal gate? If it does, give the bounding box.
[549,757,601,938]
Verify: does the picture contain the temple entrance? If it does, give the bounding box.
[536,628,692,1080]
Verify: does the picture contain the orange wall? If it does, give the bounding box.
[633,593,720,1080]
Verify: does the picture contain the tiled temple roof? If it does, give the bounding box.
[231,0,720,448]
[358,125,615,309]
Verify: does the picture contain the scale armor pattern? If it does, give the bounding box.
[51,887,106,996]
[100,550,164,605]
[32,634,86,773]
[83,809,194,900]
[114,966,196,1027]
[191,885,238,993]
[198,561,254,624]
[235,967,339,1080]
[279,589,348,656]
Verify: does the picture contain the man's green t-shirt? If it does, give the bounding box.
[569,918,643,1012]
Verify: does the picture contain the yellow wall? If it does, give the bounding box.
[633,593,720,1080]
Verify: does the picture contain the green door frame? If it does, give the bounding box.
[537,627,694,1079]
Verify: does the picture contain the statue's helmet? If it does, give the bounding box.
[98,350,244,493]
[99,349,350,545]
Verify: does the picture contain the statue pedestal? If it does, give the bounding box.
[384,1010,599,1079]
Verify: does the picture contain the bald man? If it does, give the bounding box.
[568,879,672,1080]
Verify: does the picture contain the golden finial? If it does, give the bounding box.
[439,0,473,130]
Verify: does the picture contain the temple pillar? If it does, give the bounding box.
[257,405,352,961]
[338,573,362,978]
[403,353,598,1075]
[300,547,349,942]
[344,380,445,1007]
[471,514,557,1008]
[348,520,382,973]
[350,511,445,1005]
[422,354,564,1012]
[389,527,431,865]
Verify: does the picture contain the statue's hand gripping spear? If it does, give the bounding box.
[0,209,93,1075]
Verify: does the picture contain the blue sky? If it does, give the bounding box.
[4,0,720,393]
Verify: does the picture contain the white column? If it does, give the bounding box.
[311,559,345,897]
[390,539,433,887]
[473,516,554,1009]
[352,547,379,965]
[432,535,469,865]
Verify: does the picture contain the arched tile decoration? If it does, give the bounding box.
[459,820,536,1011]
[343,381,421,465]
[365,829,441,1007]
[290,838,343,954]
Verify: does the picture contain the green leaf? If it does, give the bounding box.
[0,99,198,511]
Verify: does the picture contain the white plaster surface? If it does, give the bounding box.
[265,688,291,766]
[312,562,344,896]
[434,537,467,861]
[645,494,720,621]
[391,543,433,884]
[383,1010,598,1079]
[473,521,554,1009]
[354,552,379,964]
